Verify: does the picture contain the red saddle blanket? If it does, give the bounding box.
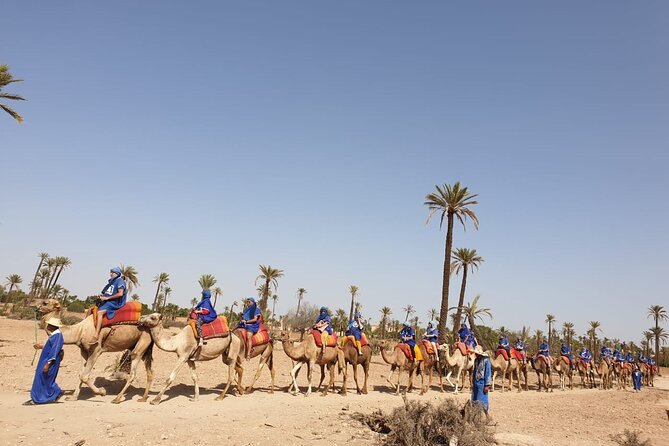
[311,330,338,348]
[536,354,552,366]
[580,360,592,369]
[560,355,571,366]
[396,343,423,361]
[453,342,471,356]
[342,334,369,347]
[93,302,142,328]
[511,348,524,362]
[421,340,437,355]
[495,348,509,361]
[188,316,230,340]
[235,324,270,348]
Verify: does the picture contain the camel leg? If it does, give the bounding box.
[386,366,397,392]
[139,353,154,402]
[325,363,335,395]
[111,350,143,404]
[234,358,245,395]
[492,370,497,392]
[151,357,190,405]
[362,362,370,394]
[316,364,326,393]
[305,360,314,397]
[340,362,349,395]
[249,357,267,392]
[289,362,303,395]
[396,368,403,395]
[68,348,89,401]
[353,363,362,394]
[215,355,235,401]
[187,360,199,402]
[78,346,107,398]
[453,368,462,394]
[445,369,455,390]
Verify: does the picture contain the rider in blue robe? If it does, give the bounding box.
[238,297,262,360]
[514,339,527,363]
[346,312,365,354]
[28,319,64,405]
[94,267,127,342]
[400,322,416,360]
[561,343,574,369]
[314,307,333,335]
[497,335,510,356]
[193,290,217,346]
[423,322,439,362]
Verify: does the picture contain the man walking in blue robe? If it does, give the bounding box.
[26,317,64,405]
[471,345,492,422]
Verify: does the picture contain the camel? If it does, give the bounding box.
[596,359,613,390]
[340,338,371,395]
[439,343,474,394]
[490,351,521,392]
[529,355,553,392]
[379,341,422,395]
[139,313,241,404]
[37,299,154,403]
[232,328,276,394]
[613,361,630,390]
[416,341,443,394]
[278,331,345,396]
[640,362,654,387]
[553,356,574,391]
[577,359,596,389]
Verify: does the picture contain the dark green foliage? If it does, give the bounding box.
[610,430,652,446]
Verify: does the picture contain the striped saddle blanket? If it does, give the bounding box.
[235,324,270,348]
[188,316,230,340]
[311,330,338,348]
[397,343,423,362]
[93,302,142,328]
[341,333,369,347]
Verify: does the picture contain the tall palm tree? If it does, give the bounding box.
[380,306,392,339]
[5,274,22,293]
[271,294,279,319]
[545,314,556,347]
[450,248,484,335]
[588,321,601,353]
[428,308,439,322]
[348,285,359,321]
[0,65,25,123]
[534,329,544,348]
[461,294,492,350]
[425,182,479,344]
[41,257,58,297]
[120,265,140,293]
[562,322,575,345]
[213,287,223,308]
[162,287,172,312]
[649,326,668,360]
[335,308,348,335]
[648,305,668,373]
[229,300,239,321]
[198,274,217,290]
[255,265,284,312]
[296,288,306,318]
[642,331,653,357]
[152,273,169,311]
[29,252,49,300]
[47,256,72,296]
[403,304,415,322]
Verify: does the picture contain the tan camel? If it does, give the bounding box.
[278,331,345,396]
[613,361,630,390]
[577,359,595,389]
[529,355,553,392]
[232,328,276,394]
[490,351,521,392]
[640,362,654,387]
[596,359,613,390]
[139,313,241,404]
[416,342,443,394]
[340,338,371,395]
[379,341,422,395]
[553,356,574,391]
[439,344,474,394]
[37,299,154,403]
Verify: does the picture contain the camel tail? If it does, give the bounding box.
[142,341,154,370]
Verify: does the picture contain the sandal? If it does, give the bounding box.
[22,400,35,406]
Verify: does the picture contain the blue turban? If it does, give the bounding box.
[246,297,256,304]
[320,306,328,312]
[355,312,361,318]
[110,267,122,276]
[202,290,211,299]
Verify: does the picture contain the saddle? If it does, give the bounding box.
[311,330,338,348]
[397,343,423,362]
[234,323,270,348]
[580,359,592,369]
[421,339,437,355]
[511,348,524,362]
[92,301,142,328]
[453,342,470,356]
[341,333,369,347]
[495,348,510,361]
[560,355,571,367]
[188,316,230,340]
[536,354,552,367]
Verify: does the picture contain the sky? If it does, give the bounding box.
[2,1,668,343]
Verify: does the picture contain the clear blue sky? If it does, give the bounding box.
[2,1,668,343]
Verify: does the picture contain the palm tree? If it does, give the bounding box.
[229,300,239,321]
[450,248,484,335]
[255,265,284,312]
[403,304,415,322]
[648,305,668,373]
[428,308,439,322]
[412,316,420,332]
[0,65,25,123]
[545,314,556,347]
[190,297,198,308]
[3,274,22,309]
[29,252,49,301]
[120,265,140,293]
[649,327,668,360]
[588,321,601,353]
[562,322,575,345]
[41,257,57,297]
[198,274,217,290]
[47,256,72,296]
[642,331,653,356]
[161,287,172,313]
[380,306,392,339]
[534,329,544,348]
[132,294,141,302]
[425,182,479,344]
[461,294,492,350]
[152,273,169,311]
[213,287,223,308]
[348,285,359,321]
[271,294,279,319]
[296,288,306,318]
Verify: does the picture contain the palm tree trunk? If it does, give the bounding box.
[437,212,454,345]
[296,298,302,319]
[48,266,64,295]
[152,282,161,311]
[28,258,44,302]
[468,313,486,351]
[272,300,276,319]
[452,267,468,339]
[348,294,355,322]
[381,317,386,339]
[655,317,661,375]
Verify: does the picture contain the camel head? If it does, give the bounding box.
[37,299,61,316]
[139,313,163,328]
[278,331,291,342]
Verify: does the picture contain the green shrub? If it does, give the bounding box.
[67,301,87,313]
[611,430,652,446]
[61,315,83,325]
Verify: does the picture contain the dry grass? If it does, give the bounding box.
[352,396,495,446]
[610,430,653,446]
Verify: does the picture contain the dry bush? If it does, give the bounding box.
[353,396,495,446]
[163,319,186,329]
[610,430,652,446]
[61,315,83,325]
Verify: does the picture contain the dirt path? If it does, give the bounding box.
[1,318,667,446]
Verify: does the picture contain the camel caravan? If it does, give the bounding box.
[33,294,660,405]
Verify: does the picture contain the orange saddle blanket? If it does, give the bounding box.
[235,324,270,348]
[342,333,369,347]
[453,342,471,356]
[311,330,338,348]
[511,348,524,362]
[397,343,424,362]
[495,348,509,361]
[92,302,142,328]
[188,316,230,340]
[421,340,437,355]
[560,355,571,366]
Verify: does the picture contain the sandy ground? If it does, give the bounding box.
[1,317,667,446]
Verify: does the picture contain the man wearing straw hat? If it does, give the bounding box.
[471,345,492,421]
[24,317,65,405]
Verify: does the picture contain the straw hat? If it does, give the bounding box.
[45,317,63,328]
[473,345,488,357]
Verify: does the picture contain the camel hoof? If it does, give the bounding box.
[98,388,107,397]
[65,396,78,401]
[215,395,226,401]
[362,389,368,395]
[150,398,161,405]
[189,397,198,402]
[137,397,148,403]
[111,398,122,404]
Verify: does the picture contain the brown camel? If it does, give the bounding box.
[613,362,630,390]
[139,313,242,404]
[379,341,422,395]
[232,328,276,394]
[640,362,654,387]
[416,342,443,394]
[529,355,553,392]
[577,359,596,389]
[278,331,345,396]
[340,338,371,395]
[553,356,574,391]
[596,359,613,390]
[439,344,474,394]
[37,299,154,403]
[490,351,521,392]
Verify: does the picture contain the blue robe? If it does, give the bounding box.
[195,297,217,323]
[99,276,127,320]
[238,304,261,333]
[400,327,416,348]
[346,319,363,339]
[315,313,333,334]
[632,370,642,391]
[472,355,492,413]
[423,327,438,341]
[31,330,64,404]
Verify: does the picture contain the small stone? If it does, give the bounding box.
[161,434,168,440]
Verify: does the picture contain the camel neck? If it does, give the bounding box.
[281,339,302,361]
[150,324,179,352]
